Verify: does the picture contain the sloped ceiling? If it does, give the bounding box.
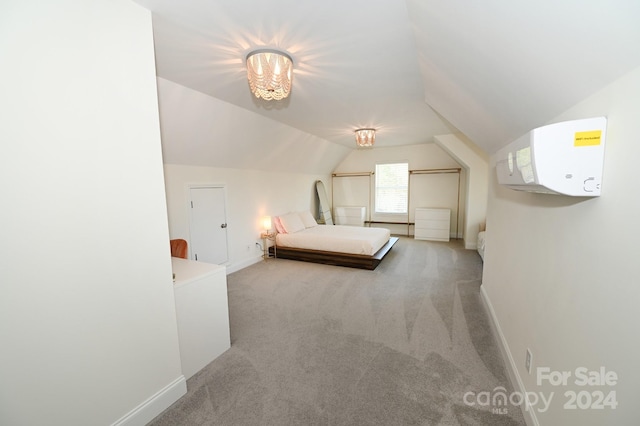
[408,0,640,153]
[157,77,350,174]
[135,0,640,163]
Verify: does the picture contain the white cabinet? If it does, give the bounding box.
[334,206,366,226]
[172,257,230,380]
[414,208,451,241]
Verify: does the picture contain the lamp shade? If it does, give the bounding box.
[246,49,293,101]
[355,128,375,147]
[261,216,272,231]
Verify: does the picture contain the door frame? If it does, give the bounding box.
[185,183,230,265]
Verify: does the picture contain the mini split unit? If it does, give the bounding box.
[496,117,607,196]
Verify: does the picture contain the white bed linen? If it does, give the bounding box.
[276,225,391,256]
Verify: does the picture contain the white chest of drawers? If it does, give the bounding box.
[334,206,366,226]
[172,257,230,380]
[414,208,451,241]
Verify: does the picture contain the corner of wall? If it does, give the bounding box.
[433,133,489,248]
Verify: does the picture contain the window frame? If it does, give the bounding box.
[374,162,409,216]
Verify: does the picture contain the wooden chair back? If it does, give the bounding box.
[170,239,188,259]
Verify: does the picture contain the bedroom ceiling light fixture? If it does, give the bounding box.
[355,128,376,147]
[246,49,293,101]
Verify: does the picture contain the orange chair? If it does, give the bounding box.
[170,239,188,259]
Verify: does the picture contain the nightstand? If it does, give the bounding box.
[261,231,276,260]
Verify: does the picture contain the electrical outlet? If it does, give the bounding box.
[525,348,533,374]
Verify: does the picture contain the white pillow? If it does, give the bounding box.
[299,211,318,228]
[279,212,306,234]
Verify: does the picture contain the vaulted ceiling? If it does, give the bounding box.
[134,0,640,157]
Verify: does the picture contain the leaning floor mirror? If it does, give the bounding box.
[315,180,333,225]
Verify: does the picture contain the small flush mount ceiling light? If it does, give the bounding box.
[246,49,293,101]
[355,128,376,147]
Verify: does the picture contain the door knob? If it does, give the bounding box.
[221,223,227,228]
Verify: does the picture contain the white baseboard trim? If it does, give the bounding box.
[226,254,263,274]
[480,286,539,426]
[111,375,186,426]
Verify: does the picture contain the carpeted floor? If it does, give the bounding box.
[150,237,525,425]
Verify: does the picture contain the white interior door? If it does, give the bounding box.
[189,186,228,264]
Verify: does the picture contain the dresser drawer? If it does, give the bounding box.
[415,228,450,241]
[335,206,365,217]
[334,206,366,226]
[415,219,449,231]
[336,217,366,226]
[414,208,451,241]
[415,208,450,221]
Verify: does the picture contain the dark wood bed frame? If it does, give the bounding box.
[269,237,399,270]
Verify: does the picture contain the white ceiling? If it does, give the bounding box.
[135,0,640,155]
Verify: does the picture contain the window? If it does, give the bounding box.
[375,162,408,214]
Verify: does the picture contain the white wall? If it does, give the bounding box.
[163,164,330,273]
[482,65,640,425]
[434,133,489,249]
[0,1,184,425]
[333,144,466,237]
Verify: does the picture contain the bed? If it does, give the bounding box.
[269,211,398,270]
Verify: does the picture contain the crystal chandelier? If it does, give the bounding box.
[246,49,293,101]
[355,128,376,147]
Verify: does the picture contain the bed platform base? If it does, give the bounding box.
[269,237,399,270]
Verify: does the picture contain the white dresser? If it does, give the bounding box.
[414,208,451,241]
[172,257,230,380]
[334,206,366,226]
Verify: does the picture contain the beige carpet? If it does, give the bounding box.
[150,237,525,425]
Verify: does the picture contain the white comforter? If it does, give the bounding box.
[276,225,391,256]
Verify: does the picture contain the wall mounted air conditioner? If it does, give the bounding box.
[496,117,607,196]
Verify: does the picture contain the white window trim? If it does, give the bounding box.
[374,162,409,217]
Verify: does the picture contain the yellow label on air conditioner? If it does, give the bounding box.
[574,130,602,147]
